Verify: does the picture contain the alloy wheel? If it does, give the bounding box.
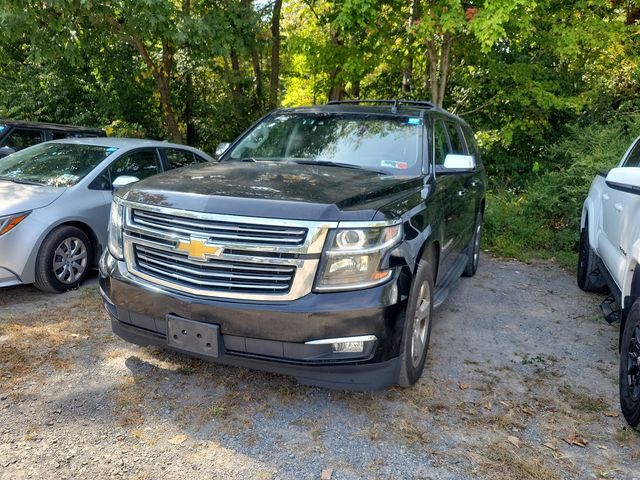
[53,237,88,284]
[627,324,640,402]
[411,281,431,368]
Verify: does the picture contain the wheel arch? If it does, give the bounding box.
[415,239,440,281]
[36,219,102,266]
[621,261,640,351]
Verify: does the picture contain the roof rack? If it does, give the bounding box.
[326,99,437,113]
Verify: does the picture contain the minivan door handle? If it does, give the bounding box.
[457,189,466,197]
[603,193,610,201]
[615,203,624,213]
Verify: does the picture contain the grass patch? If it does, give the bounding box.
[0,291,105,382]
[559,384,609,414]
[478,442,560,480]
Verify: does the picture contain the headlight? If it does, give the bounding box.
[107,197,125,260]
[0,211,30,237]
[315,224,401,291]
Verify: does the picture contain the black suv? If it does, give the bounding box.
[99,100,486,390]
[0,120,106,158]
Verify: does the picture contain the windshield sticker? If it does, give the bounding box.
[407,118,422,126]
[0,125,5,132]
[381,160,409,170]
[106,147,118,154]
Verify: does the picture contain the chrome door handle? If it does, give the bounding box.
[457,190,466,196]
[615,203,624,212]
[471,180,479,187]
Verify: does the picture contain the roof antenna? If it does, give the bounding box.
[391,99,398,114]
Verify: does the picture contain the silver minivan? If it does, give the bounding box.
[0,138,213,292]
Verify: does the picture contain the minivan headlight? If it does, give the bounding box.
[107,197,125,260]
[315,224,401,291]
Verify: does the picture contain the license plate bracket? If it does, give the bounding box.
[166,315,221,357]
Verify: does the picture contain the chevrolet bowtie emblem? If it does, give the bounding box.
[175,237,223,260]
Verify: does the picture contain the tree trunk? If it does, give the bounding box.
[269,0,282,109]
[425,33,454,107]
[183,0,195,145]
[327,29,345,101]
[185,73,195,145]
[230,48,243,98]
[251,46,263,103]
[352,80,360,99]
[402,0,421,94]
[129,35,183,143]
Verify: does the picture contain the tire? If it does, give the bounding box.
[463,212,483,277]
[620,300,640,429]
[397,256,435,387]
[577,222,606,292]
[34,226,92,293]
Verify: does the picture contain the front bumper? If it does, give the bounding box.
[99,251,409,390]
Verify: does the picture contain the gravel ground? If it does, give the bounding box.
[0,254,639,480]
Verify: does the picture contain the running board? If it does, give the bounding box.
[433,253,469,309]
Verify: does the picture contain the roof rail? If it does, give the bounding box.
[326,99,437,112]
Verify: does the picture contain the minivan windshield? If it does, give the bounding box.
[0,142,115,187]
[227,114,423,175]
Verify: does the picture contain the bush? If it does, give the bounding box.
[484,114,640,268]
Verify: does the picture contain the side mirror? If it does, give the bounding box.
[605,167,640,194]
[0,146,16,158]
[112,175,140,192]
[215,142,230,158]
[443,154,475,171]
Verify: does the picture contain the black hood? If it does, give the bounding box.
[121,161,423,221]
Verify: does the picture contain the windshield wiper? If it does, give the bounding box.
[0,176,44,186]
[290,160,389,175]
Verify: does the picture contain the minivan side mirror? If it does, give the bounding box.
[605,167,640,194]
[112,175,140,192]
[443,154,475,171]
[215,142,230,158]
[0,146,16,158]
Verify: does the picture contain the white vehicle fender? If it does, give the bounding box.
[581,195,598,250]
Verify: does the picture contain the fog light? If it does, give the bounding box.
[305,335,377,354]
[332,341,364,353]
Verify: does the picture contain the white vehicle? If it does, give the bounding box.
[579,136,640,428]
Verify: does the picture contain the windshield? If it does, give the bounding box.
[0,143,115,187]
[227,114,423,175]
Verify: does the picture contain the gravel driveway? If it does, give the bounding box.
[1,255,638,480]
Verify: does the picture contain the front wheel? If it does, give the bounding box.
[34,226,92,293]
[620,300,640,429]
[397,257,435,387]
[577,222,606,292]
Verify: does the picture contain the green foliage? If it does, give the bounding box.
[484,113,640,267]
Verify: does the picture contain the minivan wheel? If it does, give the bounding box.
[577,222,606,292]
[34,226,92,293]
[463,213,483,277]
[397,257,435,387]
[620,300,640,429]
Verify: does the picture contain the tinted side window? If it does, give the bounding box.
[165,149,202,169]
[462,125,480,160]
[623,140,640,168]
[434,120,450,166]
[445,122,465,154]
[109,149,160,181]
[1,128,44,150]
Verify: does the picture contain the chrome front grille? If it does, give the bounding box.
[121,201,336,301]
[131,208,308,246]
[134,244,295,293]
